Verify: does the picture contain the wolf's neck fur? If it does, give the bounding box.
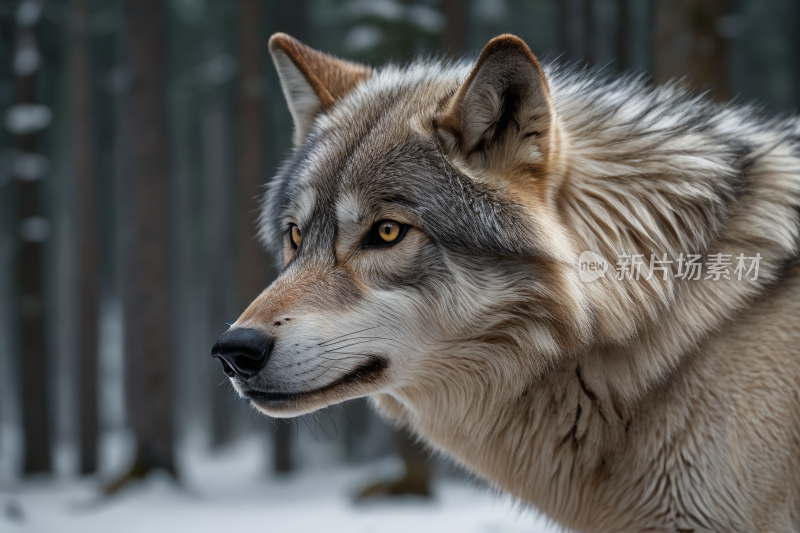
[548,69,800,397]
[378,71,800,532]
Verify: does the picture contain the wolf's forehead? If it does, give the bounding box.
[289,124,430,225]
[289,134,427,227]
[286,63,471,213]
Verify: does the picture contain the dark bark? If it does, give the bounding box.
[583,0,594,65]
[559,0,594,64]
[615,0,629,70]
[70,0,99,476]
[112,0,175,490]
[274,421,292,473]
[16,22,51,476]
[440,0,467,56]
[795,0,800,107]
[655,0,731,100]
[237,0,272,316]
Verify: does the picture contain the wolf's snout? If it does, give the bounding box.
[211,328,273,380]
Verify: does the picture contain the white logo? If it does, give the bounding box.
[578,251,608,282]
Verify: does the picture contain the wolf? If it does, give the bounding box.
[212,33,800,532]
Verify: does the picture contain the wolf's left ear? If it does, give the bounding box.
[269,33,373,147]
[437,35,557,174]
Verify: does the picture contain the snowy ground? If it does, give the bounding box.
[0,436,561,533]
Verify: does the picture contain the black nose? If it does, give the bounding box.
[211,328,273,380]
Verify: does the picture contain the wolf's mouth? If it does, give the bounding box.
[243,356,388,407]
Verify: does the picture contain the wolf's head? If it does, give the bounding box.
[213,34,592,420]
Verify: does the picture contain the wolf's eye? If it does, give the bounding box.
[378,221,400,242]
[290,224,302,249]
[364,220,408,248]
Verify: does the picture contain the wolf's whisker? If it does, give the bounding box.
[318,326,381,346]
[299,414,316,441]
[321,336,401,348]
[317,355,364,362]
[313,411,334,440]
[343,402,354,429]
[325,408,338,438]
[319,339,379,354]
[319,337,379,350]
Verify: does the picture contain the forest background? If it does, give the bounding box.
[0,0,798,528]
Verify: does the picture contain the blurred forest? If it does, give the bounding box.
[0,0,799,488]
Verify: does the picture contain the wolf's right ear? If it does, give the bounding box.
[269,33,373,147]
[437,35,558,177]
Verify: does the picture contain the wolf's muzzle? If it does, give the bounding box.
[211,327,273,380]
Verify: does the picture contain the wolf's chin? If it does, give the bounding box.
[247,393,308,418]
[243,356,390,417]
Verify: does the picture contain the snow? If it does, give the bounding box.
[0,436,561,533]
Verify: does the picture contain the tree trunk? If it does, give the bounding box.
[110,0,175,491]
[615,0,629,70]
[274,421,292,473]
[655,0,731,100]
[440,0,467,56]
[559,0,593,64]
[16,19,52,477]
[794,0,800,107]
[237,0,272,325]
[70,0,99,476]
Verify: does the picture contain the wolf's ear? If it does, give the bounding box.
[437,35,557,175]
[269,33,373,147]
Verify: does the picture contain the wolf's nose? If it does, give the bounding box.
[211,328,273,380]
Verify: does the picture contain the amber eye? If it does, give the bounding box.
[378,221,400,243]
[363,219,408,248]
[290,225,302,249]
